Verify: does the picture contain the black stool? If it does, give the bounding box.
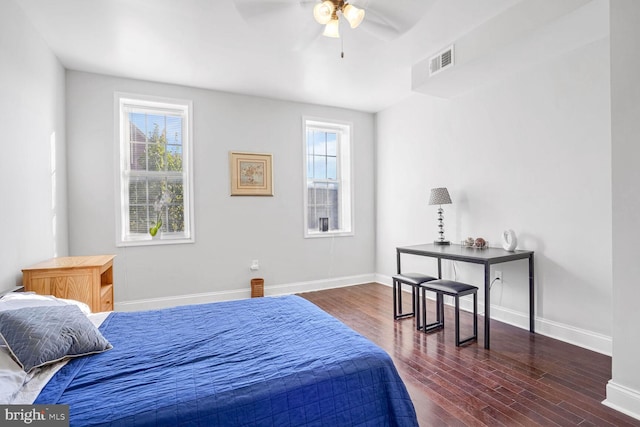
[392,273,437,322]
[419,279,478,346]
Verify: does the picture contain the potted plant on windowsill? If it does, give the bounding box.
[149,191,171,238]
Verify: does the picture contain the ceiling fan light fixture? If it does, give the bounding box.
[342,4,365,29]
[323,18,340,38]
[313,1,335,25]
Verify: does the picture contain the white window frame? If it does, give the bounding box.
[303,117,354,238]
[115,93,195,246]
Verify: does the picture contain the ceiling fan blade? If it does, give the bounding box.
[234,0,316,6]
[234,2,292,21]
[292,22,322,51]
[358,8,401,42]
[234,0,317,21]
[355,0,435,41]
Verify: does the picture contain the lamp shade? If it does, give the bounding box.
[343,4,365,29]
[313,1,334,25]
[428,187,452,205]
[323,18,340,38]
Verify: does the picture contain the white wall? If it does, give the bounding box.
[65,71,375,307]
[0,0,67,291]
[605,0,640,419]
[376,37,612,353]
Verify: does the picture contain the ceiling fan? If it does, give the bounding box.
[312,1,365,38]
[233,0,433,44]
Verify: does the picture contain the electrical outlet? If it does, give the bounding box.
[250,260,259,271]
[494,270,502,282]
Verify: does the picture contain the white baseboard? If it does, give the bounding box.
[603,381,640,421]
[115,274,376,312]
[533,315,612,356]
[375,274,612,356]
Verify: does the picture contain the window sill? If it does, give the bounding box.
[116,235,195,247]
[304,231,354,239]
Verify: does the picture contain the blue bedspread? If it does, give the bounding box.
[36,295,418,426]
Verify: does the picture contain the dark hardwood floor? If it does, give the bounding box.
[298,283,640,427]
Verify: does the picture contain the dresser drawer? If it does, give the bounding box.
[100,284,114,312]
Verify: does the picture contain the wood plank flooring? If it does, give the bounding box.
[298,283,640,427]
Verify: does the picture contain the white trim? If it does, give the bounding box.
[531,313,612,356]
[603,381,640,421]
[375,274,612,355]
[114,274,375,312]
[305,230,355,239]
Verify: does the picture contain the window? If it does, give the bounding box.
[303,118,353,237]
[116,94,194,246]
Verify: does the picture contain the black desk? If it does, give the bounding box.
[396,243,535,349]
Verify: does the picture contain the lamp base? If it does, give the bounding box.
[434,240,451,246]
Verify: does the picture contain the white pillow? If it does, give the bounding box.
[0,292,91,315]
[0,346,29,404]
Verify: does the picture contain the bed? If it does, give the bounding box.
[0,293,418,426]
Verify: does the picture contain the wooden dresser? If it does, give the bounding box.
[22,255,115,312]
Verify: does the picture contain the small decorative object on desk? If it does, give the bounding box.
[501,229,517,251]
[461,237,489,249]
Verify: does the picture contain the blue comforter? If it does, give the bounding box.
[36,295,418,426]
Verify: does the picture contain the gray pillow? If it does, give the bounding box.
[0,305,112,372]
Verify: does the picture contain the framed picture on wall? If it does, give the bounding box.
[229,151,274,196]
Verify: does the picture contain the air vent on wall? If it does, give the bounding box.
[429,45,455,76]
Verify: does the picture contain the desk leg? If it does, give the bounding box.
[437,259,442,279]
[529,253,535,333]
[484,265,491,349]
[396,249,401,274]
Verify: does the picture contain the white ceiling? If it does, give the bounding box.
[16,0,522,113]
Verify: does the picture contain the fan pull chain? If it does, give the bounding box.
[341,33,344,58]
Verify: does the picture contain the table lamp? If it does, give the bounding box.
[428,187,452,245]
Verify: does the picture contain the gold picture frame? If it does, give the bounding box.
[229,151,273,196]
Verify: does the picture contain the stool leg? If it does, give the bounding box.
[412,285,417,317]
[455,295,460,346]
[393,279,398,318]
[473,292,478,338]
[394,280,417,320]
[413,286,420,331]
[437,293,445,326]
[456,292,478,346]
[421,287,427,331]
[420,289,446,334]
